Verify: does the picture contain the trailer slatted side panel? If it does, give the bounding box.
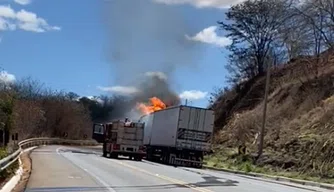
[112,122,144,146]
[176,106,213,151]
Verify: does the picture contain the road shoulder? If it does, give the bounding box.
[10,147,36,192]
[24,146,104,192]
[203,166,334,191]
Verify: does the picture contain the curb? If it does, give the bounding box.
[203,166,334,190]
[0,147,37,192]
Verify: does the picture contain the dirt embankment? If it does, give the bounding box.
[212,50,334,180]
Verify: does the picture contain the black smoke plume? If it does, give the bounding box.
[132,72,180,106]
[101,0,202,118]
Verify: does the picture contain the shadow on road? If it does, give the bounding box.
[196,175,238,187]
[25,175,239,191]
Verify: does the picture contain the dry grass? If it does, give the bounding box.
[212,50,334,181]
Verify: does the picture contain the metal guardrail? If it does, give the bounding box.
[0,137,98,172]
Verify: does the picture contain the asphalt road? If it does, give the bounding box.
[24,146,331,192]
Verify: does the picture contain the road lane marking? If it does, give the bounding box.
[103,158,214,192]
[56,147,116,192]
[61,147,213,192]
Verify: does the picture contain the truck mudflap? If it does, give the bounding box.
[111,150,146,156]
[110,150,146,161]
[103,143,146,161]
[172,158,203,168]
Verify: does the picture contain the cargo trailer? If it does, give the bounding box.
[139,105,214,168]
[93,119,146,161]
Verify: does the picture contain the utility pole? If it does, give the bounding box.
[258,59,272,159]
[185,99,188,106]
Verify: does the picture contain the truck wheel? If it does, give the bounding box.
[113,153,119,159]
[102,144,107,157]
[109,153,117,159]
[146,148,153,161]
[129,156,133,160]
[134,156,142,161]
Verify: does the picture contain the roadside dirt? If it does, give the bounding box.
[11,149,34,192]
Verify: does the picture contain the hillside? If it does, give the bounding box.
[209,50,334,182]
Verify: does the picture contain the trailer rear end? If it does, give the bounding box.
[141,105,214,167]
[95,120,146,161]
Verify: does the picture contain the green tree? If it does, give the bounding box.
[0,92,15,146]
[218,0,295,78]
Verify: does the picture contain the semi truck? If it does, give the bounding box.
[139,105,214,168]
[92,119,146,161]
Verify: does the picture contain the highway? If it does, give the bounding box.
[24,146,330,192]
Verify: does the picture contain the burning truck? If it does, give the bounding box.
[93,119,146,161]
[92,97,214,168]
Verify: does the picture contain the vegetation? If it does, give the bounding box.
[0,75,134,183]
[209,0,334,183]
[0,147,18,186]
[0,0,333,185]
[0,77,132,144]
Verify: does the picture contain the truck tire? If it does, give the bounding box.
[146,147,153,161]
[109,153,118,159]
[134,156,142,161]
[102,144,107,157]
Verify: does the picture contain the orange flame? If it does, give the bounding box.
[137,97,166,115]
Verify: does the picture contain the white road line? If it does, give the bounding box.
[56,147,116,192]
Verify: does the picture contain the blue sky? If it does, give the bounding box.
[0,0,240,107]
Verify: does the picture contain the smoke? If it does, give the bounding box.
[123,72,181,121]
[101,0,202,117]
[133,72,180,106]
